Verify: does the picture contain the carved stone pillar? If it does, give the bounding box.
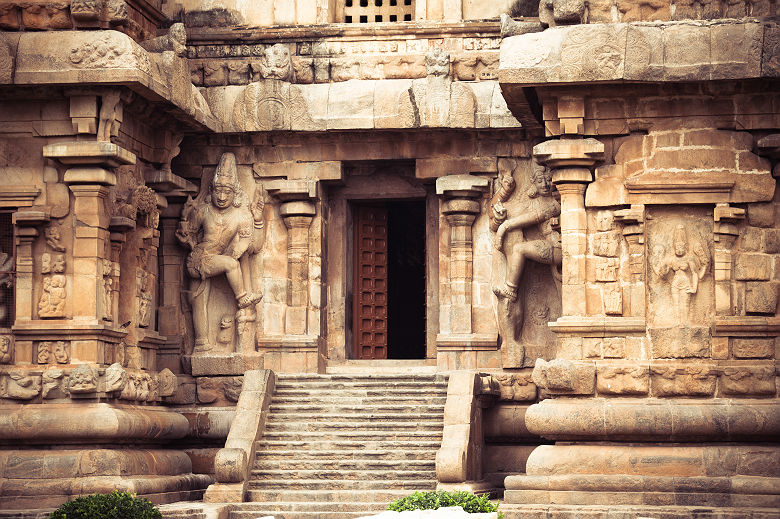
[435,174,494,359]
[535,138,604,317]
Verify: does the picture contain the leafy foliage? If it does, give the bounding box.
[387,490,500,514]
[507,0,539,17]
[48,491,162,519]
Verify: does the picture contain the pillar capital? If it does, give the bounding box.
[533,137,604,170]
[435,174,490,200]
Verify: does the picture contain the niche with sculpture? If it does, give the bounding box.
[177,152,265,355]
[646,208,712,358]
[490,158,562,368]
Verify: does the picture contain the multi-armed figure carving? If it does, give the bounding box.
[491,160,562,365]
[177,152,265,352]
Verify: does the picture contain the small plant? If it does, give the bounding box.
[48,491,162,519]
[507,0,539,17]
[388,490,500,514]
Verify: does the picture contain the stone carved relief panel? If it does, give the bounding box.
[0,335,12,364]
[647,210,713,360]
[490,158,562,368]
[177,153,265,355]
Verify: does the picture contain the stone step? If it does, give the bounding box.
[231,501,392,513]
[244,488,416,504]
[250,468,437,481]
[230,510,381,519]
[255,439,442,451]
[253,458,435,472]
[264,420,443,433]
[275,380,447,391]
[268,403,445,414]
[277,374,446,382]
[272,394,447,405]
[255,448,437,461]
[246,478,437,491]
[265,412,444,424]
[262,430,443,442]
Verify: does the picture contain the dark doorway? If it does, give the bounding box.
[352,200,426,360]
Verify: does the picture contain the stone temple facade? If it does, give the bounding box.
[0,0,778,517]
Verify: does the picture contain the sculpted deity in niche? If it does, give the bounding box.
[491,159,562,366]
[651,224,709,323]
[177,152,264,353]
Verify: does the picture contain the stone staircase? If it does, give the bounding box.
[229,373,448,519]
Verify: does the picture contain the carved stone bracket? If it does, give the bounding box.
[435,174,489,343]
[266,179,318,338]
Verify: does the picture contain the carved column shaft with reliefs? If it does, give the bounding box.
[436,175,489,337]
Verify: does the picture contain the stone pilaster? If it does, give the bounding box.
[434,174,495,359]
[261,179,322,372]
[535,138,604,317]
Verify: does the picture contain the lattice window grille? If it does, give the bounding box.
[342,0,414,23]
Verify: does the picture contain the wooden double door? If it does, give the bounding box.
[352,202,426,360]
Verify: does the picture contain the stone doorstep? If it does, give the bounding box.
[325,359,438,374]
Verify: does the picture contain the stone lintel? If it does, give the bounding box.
[712,316,780,336]
[144,168,198,194]
[256,335,321,350]
[11,210,50,227]
[0,186,41,208]
[265,178,319,202]
[436,333,499,350]
[435,174,490,197]
[253,160,343,181]
[11,320,127,341]
[189,353,265,376]
[548,316,646,337]
[43,141,136,169]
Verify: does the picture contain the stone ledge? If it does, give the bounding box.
[499,20,776,87]
[6,30,219,132]
[524,398,780,441]
[0,403,189,442]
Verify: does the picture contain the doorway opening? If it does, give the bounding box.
[352,200,426,360]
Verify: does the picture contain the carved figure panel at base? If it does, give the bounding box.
[177,152,265,355]
[491,159,562,368]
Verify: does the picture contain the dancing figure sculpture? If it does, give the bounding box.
[491,160,562,366]
[177,152,264,353]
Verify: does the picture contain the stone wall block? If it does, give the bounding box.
[710,23,762,80]
[744,281,778,314]
[649,327,710,358]
[732,338,774,359]
[765,229,780,254]
[734,253,772,280]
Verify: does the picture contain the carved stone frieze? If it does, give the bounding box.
[0,372,41,399]
[67,364,98,394]
[0,336,12,364]
[495,373,537,401]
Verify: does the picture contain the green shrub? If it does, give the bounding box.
[387,490,500,514]
[48,491,162,519]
